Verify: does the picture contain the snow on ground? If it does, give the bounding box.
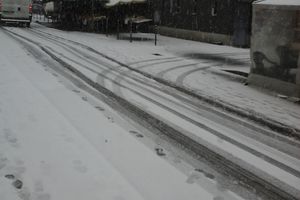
[2,23,300,199]
[29,23,300,133]
[256,0,300,6]
[0,29,227,200]
[3,23,300,196]
[106,0,146,7]
[32,15,53,23]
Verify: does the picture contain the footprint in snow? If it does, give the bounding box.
[5,174,15,180]
[186,172,201,184]
[107,116,114,123]
[204,172,215,179]
[195,168,204,173]
[95,106,105,111]
[72,89,80,93]
[194,168,215,180]
[12,179,23,189]
[155,148,166,156]
[129,130,144,138]
[82,96,88,101]
[129,130,138,134]
[135,133,144,138]
[4,174,23,189]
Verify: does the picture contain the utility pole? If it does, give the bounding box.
[154,11,160,46]
[91,0,95,31]
[154,25,157,46]
[130,19,133,43]
[117,6,120,40]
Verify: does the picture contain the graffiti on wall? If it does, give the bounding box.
[252,45,298,83]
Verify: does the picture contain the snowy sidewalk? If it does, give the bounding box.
[31,24,300,137]
[0,28,222,200]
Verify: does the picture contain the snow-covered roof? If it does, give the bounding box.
[254,0,300,6]
[105,0,146,7]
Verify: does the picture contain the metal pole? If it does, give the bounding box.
[154,25,157,46]
[117,19,120,40]
[106,17,109,37]
[116,6,120,40]
[130,19,132,43]
[92,0,94,31]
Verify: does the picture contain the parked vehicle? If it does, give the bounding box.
[0,0,33,27]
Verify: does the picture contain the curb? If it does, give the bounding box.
[90,52,300,141]
[208,67,248,83]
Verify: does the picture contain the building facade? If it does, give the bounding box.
[46,0,149,32]
[151,0,254,47]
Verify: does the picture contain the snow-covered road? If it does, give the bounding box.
[0,26,221,200]
[1,24,300,200]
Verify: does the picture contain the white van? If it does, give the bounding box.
[0,0,32,27]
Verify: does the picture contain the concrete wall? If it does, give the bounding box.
[249,4,300,97]
[158,26,232,45]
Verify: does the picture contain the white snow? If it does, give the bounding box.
[0,28,221,200]
[25,24,300,134]
[255,0,300,6]
[1,23,300,199]
[106,0,146,7]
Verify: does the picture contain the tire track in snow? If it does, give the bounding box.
[14,28,300,175]
[20,28,300,159]
[28,27,300,141]
[156,63,201,78]
[2,26,300,200]
[21,28,300,182]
